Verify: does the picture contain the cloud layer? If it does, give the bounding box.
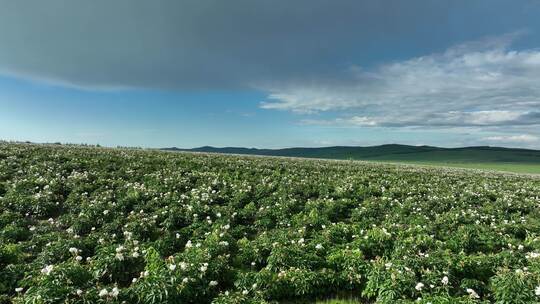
[262,34,540,131]
[1,0,538,90]
[483,134,538,143]
[0,0,459,90]
[1,1,540,148]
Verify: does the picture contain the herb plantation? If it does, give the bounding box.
[1,142,539,304]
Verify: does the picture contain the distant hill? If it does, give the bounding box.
[162,144,540,164]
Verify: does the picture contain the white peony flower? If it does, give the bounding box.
[441,276,449,285]
[415,282,424,291]
[535,285,540,296]
[15,287,23,293]
[209,280,218,287]
[169,264,177,271]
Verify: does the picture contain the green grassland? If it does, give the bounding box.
[1,143,540,304]
[374,161,540,175]
[166,144,540,174]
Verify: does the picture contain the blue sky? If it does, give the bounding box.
[0,78,455,148]
[1,0,540,149]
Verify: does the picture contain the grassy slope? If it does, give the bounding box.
[363,146,540,173]
[375,161,540,174]
[165,145,540,174]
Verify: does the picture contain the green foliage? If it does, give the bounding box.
[1,142,540,303]
[490,269,539,304]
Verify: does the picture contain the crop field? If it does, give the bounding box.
[1,142,540,304]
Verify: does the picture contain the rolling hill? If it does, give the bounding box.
[163,144,540,173]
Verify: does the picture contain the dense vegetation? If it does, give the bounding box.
[166,144,540,174]
[1,142,540,303]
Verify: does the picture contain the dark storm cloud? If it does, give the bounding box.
[0,0,506,89]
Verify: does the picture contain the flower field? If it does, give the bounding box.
[1,142,540,304]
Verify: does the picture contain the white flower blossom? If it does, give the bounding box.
[98,288,108,297]
[41,265,54,275]
[466,288,480,299]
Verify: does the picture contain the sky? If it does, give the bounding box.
[1,0,540,149]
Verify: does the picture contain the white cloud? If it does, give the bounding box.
[301,110,529,128]
[260,33,540,128]
[483,134,538,143]
[301,116,378,126]
[421,110,526,126]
